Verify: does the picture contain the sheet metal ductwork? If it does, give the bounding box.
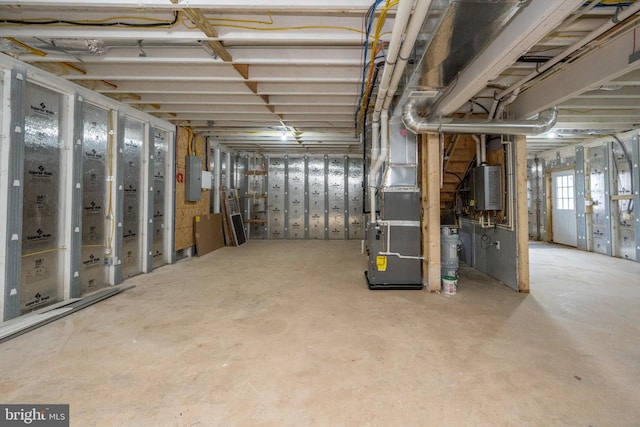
[402,100,558,135]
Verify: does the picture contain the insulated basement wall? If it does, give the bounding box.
[529,130,640,262]
[0,55,175,323]
[238,154,364,240]
[81,103,110,294]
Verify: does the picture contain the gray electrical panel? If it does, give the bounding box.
[473,165,502,211]
[185,155,202,201]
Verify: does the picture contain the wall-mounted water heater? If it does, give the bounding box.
[472,165,502,211]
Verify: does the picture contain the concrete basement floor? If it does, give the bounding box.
[1,240,639,426]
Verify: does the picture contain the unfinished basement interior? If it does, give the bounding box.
[0,0,639,425]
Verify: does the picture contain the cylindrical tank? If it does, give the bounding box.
[441,226,460,278]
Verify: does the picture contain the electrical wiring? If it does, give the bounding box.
[106,111,116,256]
[21,248,67,258]
[470,99,490,115]
[586,0,634,6]
[356,0,398,132]
[1,11,180,28]
[207,12,274,25]
[611,134,634,214]
[185,127,194,156]
[356,0,386,124]
[181,13,366,34]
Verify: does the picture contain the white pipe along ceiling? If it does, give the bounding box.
[0,1,638,155]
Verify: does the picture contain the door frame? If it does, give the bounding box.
[545,165,575,244]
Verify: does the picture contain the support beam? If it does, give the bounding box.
[422,133,441,291]
[515,135,530,293]
[512,26,640,118]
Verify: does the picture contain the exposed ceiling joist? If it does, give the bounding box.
[512,25,640,117]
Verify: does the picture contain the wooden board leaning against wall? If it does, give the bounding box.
[175,127,211,251]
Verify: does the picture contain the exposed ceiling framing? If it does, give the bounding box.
[1,0,639,155]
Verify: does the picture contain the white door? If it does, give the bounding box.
[551,169,577,246]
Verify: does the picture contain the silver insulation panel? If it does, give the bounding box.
[20,83,64,313]
[612,140,636,261]
[527,159,546,241]
[81,103,110,294]
[287,157,306,239]
[152,128,168,268]
[589,146,609,255]
[307,158,326,239]
[268,158,286,239]
[328,157,346,240]
[241,154,364,240]
[348,158,364,239]
[122,117,144,278]
[244,155,266,239]
[220,151,228,188]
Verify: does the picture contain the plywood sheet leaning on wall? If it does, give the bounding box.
[175,127,210,251]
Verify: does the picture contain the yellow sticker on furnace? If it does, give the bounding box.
[376,256,387,271]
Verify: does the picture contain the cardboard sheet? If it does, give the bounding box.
[194,213,225,256]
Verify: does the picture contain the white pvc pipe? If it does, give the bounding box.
[472,135,481,166]
[368,0,431,226]
[372,0,414,122]
[369,0,414,218]
[383,0,433,111]
[368,121,380,220]
[369,111,389,218]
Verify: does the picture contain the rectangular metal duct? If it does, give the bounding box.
[395,0,525,115]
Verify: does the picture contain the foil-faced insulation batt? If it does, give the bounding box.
[612,140,636,261]
[287,158,306,239]
[348,159,365,239]
[328,158,346,240]
[153,129,168,267]
[122,118,144,278]
[308,158,326,239]
[268,158,286,239]
[589,146,608,255]
[81,103,110,294]
[20,83,64,313]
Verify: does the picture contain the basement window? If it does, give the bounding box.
[555,174,574,210]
